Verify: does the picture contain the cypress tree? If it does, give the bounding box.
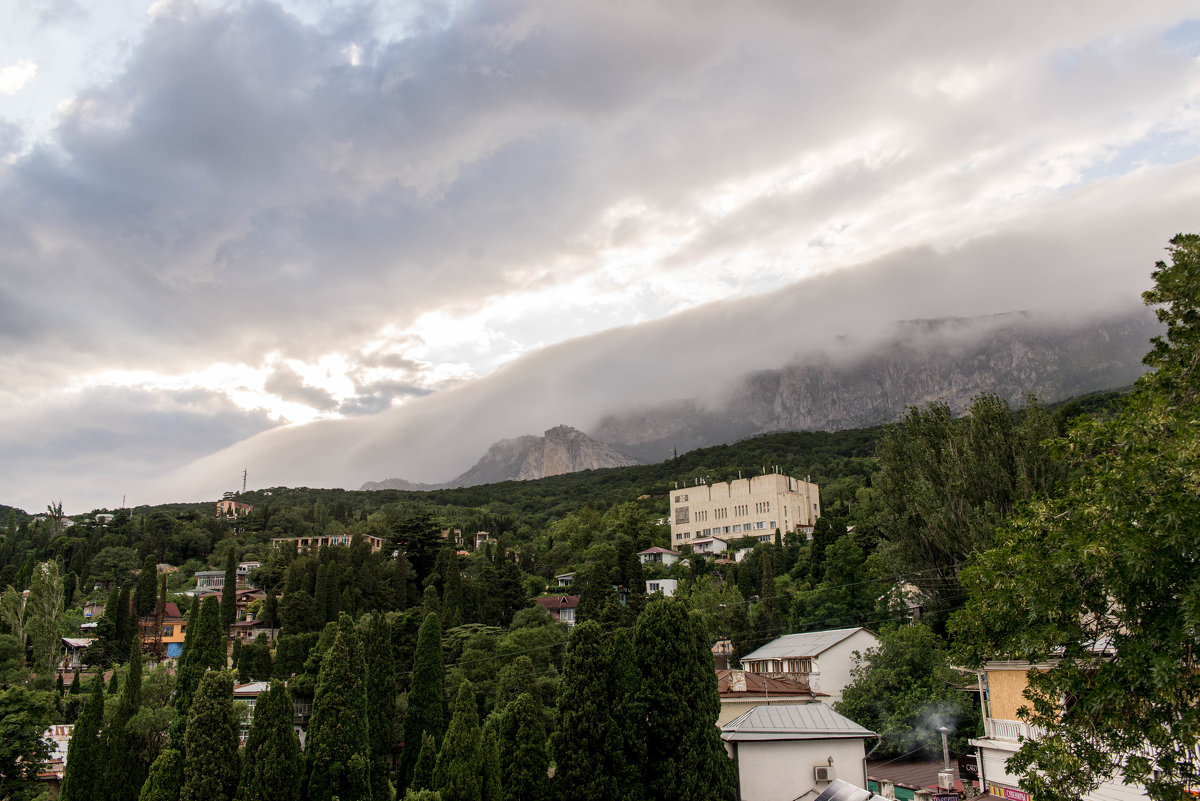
[231,639,244,681]
[108,669,120,695]
[115,584,135,657]
[493,655,536,710]
[304,616,372,801]
[69,669,80,694]
[56,672,64,696]
[175,596,226,725]
[179,596,200,665]
[180,671,239,801]
[400,612,444,788]
[421,585,441,618]
[480,728,501,801]
[410,733,437,792]
[433,681,482,801]
[441,552,464,629]
[362,611,397,801]
[494,693,547,801]
[105,645,148,801]
[606,631,645,801]
[635,600,735,801]
[235,682,301,801]
[89,585,122,667]
[60,676,105,801]
[137,556,158,618]
[552,621,617,801]
[221,548,238,631]
[140,748,184,801]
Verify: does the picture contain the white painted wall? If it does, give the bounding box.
[725,738,868,801]
[812,629,880,705]
[978,743,1148,801]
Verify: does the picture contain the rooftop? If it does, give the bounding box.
[716,668,819,698]
[741,627,870,661]
[721,702,876,742]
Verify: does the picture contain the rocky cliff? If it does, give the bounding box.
[360,425,639,490]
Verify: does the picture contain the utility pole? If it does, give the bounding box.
[242,468,247,494]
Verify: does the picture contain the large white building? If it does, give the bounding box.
[669,472,820,548]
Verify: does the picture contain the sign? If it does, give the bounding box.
[988,784,1031,801]
[958,754,980,780]
[932,794,960,801]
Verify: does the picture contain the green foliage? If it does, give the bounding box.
[836,624,978,758]
[440,551,464,630]
[362,611,397,801]
[433,681,483,801]
[181,671,239,801]
[492,693,548,801]
[235,682,301,801]
[950,234,1200,801]
[174,596,226,724]
[400,613,444,789]
[137,556,159,618]
[636,599,735,801]
[139,749,184,801]
[0,685,55,801]
[24,560,64,674]
[105,645,148,801]
[61,676,106,801]
[305,616,372,801]
[410,732,437,793]
[220,547,238,630]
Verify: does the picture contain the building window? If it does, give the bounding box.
[675,507,690,524]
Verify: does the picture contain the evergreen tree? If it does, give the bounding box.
[636,599,735,801]
[362,612,397,801]
[421,586,441,619]
[174,596,226,725]
[56,672,64,696]
[140,749,184,801]
[493,655,536,710]
[137,556,158,618]
[433,681,482,801]
[494,693,547,801]
[220,548,238,631]
[480,728,501,801]
[179,597,200,665]
[400,612,444,788]
[68,669,80,694]
[552,621,617,801]
[115,584,135,658]
[86,586,122,667]
[235,682,301,801]
[304,616,372,801]
[180,671,239,801]
[60,676,105,801]
[606,631,645,801]
[105,645,148,801]
[410,733,437,792]
[441,552,464,629]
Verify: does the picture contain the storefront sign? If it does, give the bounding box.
[988,784,1031,801]
[958,754,980,780]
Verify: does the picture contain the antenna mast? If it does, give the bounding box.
[242,469,247,494]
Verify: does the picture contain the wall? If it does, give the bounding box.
[815,629,881,705]
[986,668,1031,721]
[728,738,868,801]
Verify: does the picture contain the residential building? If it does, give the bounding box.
[473,531,491,549]
[271,533,384,552]
[61,638,93,670]
[739,627,879,706]
[715,668,820,726]
[555,572,575,587]
[721,704,876,800]
[968,656,1146,801]
[669,472,820,548]
[233,680,310,748]
[638,546,682,566]
[535,595,579,627]
[216,499,254,518]
[646,578,678,597]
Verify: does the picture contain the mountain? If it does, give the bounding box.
[361,424,640,490]
[591,310,1158,461]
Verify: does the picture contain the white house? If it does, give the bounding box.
[739,628,879,706]
[638,546,682,566]
[646,578,678,597]
[721,703,877,801]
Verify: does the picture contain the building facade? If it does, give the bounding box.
[271,533,384,552]
[739,627,879,706]
[669,473,820,548]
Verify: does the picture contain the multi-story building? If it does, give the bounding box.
[270,533,384,552]
[739,627,878,706]
[669,472,820,548]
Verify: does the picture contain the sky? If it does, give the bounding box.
[1,1,1198,513]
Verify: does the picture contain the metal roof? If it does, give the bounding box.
[721,703,876,742]
[740,627,870,661]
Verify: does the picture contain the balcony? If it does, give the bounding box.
[984,718,1047,742]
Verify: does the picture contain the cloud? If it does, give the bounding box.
[263,363,339,412]
[0,60,37,95]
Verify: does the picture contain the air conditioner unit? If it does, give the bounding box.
[938,771,954,790]
[814,765,835,783]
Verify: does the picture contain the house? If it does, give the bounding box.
[216,499,254,518]
[535,595,579,627]
[231,619,277,644]
[194,562,263,592]
[233,680,310,748]
[554,572,575,588]
[670,472,821,548]
[61,638,94,670]
[691,537,728,556]
[135,601,187,659]
[646,578,678,597]
[740,627,879,706]
[967,652,1146,801]
[715,668,821,726]
[473,531,491,549]
[638,546,682,566]
[721,704,877,800]
[271,533,384,553]
[39,724,73,785]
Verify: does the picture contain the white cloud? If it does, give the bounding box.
[0,59,37,95]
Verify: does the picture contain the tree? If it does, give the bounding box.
[836,624,977,758]
[220,547,238,631]
[24,561,64,674]
[636,599,735,801]
[174,596,225,724]
[492,693,547,801]
[361,612,396,801]
[480,729,501,801]
[137,556,159,618]
[140,749,184,801]
[105,645,148,801]
[400,612,445,789]
[235,682,301,801]
[304,616,372,801]
[950,233,1200,801]
[0,686,55,801]
[433,681,482,801]
[441,551,464,630]
[180,671,239,801]
[410,732,437,793]
[61,676,105,801]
